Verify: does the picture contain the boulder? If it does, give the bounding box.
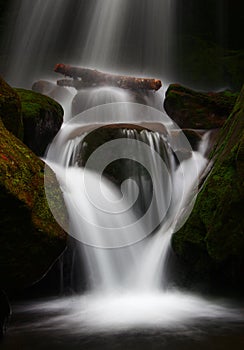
[32,80,73,106]
[172,85,244,290]
[164,84,237,129]
[0,118,67,291]
[15,88,63,156]
[0,76,23,139]
[32,80,57,95]
[77,125,169,182]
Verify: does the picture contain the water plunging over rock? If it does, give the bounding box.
[44,100,207,294]
[1,0,243,341]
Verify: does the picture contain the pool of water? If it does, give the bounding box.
[2,294,244,350]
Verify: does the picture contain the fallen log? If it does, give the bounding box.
[54,63,162,91]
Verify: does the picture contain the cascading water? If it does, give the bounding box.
[37,100,240,332]
[2,0,243,348]
[7,106,240,336]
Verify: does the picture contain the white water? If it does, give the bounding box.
[3,0,243,337]
[39,98,243,331]
[47,126,201,291]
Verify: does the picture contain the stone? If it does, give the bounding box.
[32,80,73,106]
[164,83,238,129]
[15,88,64,156]
[171,85,244,290]
[0,118,67,291]
[0,76,23,139]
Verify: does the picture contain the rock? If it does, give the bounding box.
[32,80,57,95]
[32,80,73,106]
[182,129,202,150]
[0,118,67,291]
[15,88,64,156]
[164,84,238,129]
[170,129,202,151]
[183,129,220,157]
[0,76,23,139]
[172,85,244,290]
[77,125,169,186]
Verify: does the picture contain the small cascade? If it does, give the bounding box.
[71,87,133,118]
[45,101,207,294]
[28,121,240,333]
[2,1,242,341]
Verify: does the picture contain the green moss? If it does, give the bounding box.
[0,118,66,290]
[172,85,244,288]
[14,88,63,156]
[0,76,23,139]
[164,84,238,130]
[15,88,63,121]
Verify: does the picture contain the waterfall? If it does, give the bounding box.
[37,100,241,333]
[5,0,175,87]
[2,0,242,338]
[44,99,207,294]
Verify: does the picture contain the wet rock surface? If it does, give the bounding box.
[16,88,63,156]
[164,84,238,129]
[0,76,23,139]
[0,78,67,292]
[172,85,244,289]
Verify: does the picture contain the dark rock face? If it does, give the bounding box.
[78,126,147,184]
[164,84,238,129]
[0,76,23,139]
[0,117,67,291]
[170,129,203,151]
[77,125,169,182]
[15,88,63,156]
[172,85,244,290]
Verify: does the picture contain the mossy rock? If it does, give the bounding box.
[172,85,244,289]
[15,88,63,156]
[164,83,238,130]
[0,76,23,139]
[0,118,67,291]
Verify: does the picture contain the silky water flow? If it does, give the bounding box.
[2,0,243,343]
